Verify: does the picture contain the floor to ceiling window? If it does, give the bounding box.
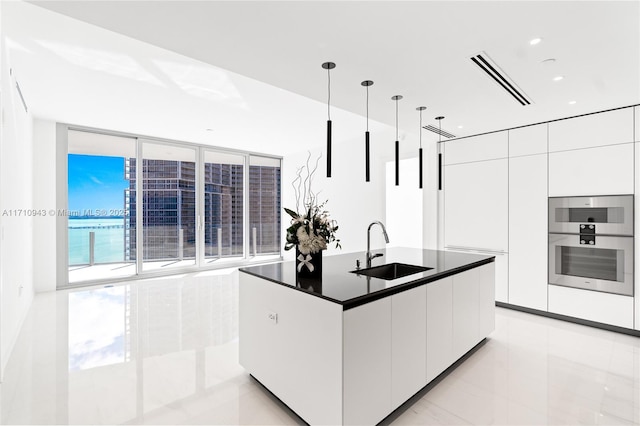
[249,156,281,255]
[203,151,245,263]
[65,128,281,286]
[138,141,198,272]
[67,130,137,283]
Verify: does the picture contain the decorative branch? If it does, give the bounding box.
[307,153,322,207]
[284,151,340,253]
[292,167,303,213]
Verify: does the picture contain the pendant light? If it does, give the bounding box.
[361,80,374,182]
[416,106,426,189]
[391,95,403,186]
[322,62,336,177]
[436,116,445,190]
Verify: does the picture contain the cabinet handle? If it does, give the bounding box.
[445,245,507,255]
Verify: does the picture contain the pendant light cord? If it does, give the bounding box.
[327,68,331,121]
[366,85,369,132]
[419,109,423,149]
[395,98,399,140]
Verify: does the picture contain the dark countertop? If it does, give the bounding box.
[240,247,495,310]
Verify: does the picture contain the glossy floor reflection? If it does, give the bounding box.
[1,270,639,425]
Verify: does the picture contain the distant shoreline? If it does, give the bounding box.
[68,216,125,220]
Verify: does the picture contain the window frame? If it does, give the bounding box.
[59,123,283,289]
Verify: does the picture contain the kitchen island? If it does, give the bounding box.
[239,247,495,425]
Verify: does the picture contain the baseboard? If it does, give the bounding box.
[496,301,640,337]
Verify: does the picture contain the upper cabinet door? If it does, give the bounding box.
[548,143,634,196]
[443,131,508,165]
[509,124,547,157]
[548,108,634,152]
[444,159,508,251]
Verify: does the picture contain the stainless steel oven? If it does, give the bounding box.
[548,195,634,297]
[549,195,633,236]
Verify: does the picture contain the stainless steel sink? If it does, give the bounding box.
[350,262,432,280]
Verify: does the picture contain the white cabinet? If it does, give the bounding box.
[343,297,392,426]
[478,262,496,337]
[635,107,640,142]
[451,263,495,360]
[391,285,427,409]
[509,124,547,157]
[548,108,634,152]
[239,273,343,425]
[548,285,634,329]
[452,267,480,360]
[242,262,496,426]
[426,276,453,383]
[493,252,509,303]
[443,156,508,304]
[635,141,640,331]
[509,154,548,310]
[444,131,508,165]
[444,248,507,303]
[444,159,508,251]
[548,143,634,196]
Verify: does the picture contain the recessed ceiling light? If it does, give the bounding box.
[457,125,463,129]
[568,100,577,105]
[553,75,564,82]
[529,38,543,46]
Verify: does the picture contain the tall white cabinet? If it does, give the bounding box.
[635,106,640,331]
[440,105,640,330]
[443,131,509,302]
[508,124,548,311]
[444,159,508,251]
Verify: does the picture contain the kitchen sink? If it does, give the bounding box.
[350,262,432,280]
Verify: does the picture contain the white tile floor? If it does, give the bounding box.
[1,270,639,425]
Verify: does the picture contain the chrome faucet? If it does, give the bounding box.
[367,221,390,268]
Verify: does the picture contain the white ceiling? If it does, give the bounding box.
[7,1,640,153]
[5,1,398,157]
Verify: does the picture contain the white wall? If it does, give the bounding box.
[385,158,423,249]
[0,59,35,377]
[32,119,57,293]
[422,139,439,249]
[281,128,394,261]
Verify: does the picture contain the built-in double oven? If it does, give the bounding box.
[548,195,634,296]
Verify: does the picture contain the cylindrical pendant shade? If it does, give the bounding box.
[365,131,370,182]
[395,140,399,186]
[419,147,423,189]
[327,120,332,177]
[438,153,443,190]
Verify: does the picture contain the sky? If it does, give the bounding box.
[68,154,130,216]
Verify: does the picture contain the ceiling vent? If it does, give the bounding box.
[423,125,456,139]
[470,52,532,106]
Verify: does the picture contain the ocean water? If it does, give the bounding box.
[68,218,127,265]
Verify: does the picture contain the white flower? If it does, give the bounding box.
[296,226,327,254]
[296,226,310,242]
[311,236,327,252]
[297,227,314,254]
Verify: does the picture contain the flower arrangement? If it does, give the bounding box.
[284,153,340,255]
